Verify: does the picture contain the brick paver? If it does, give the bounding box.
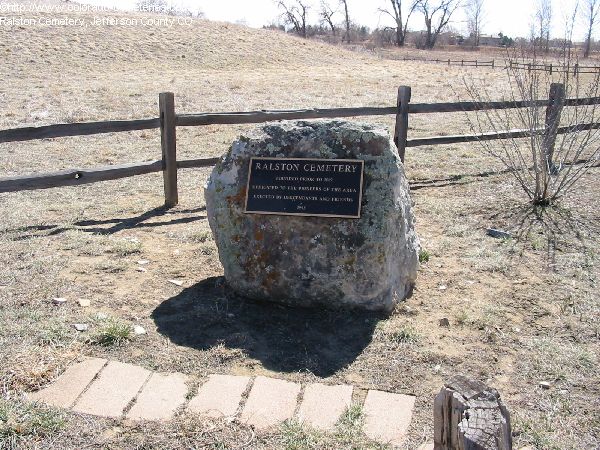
[363,390,415,446]
[73,361,150,418]
[27,358,419,439]
[187,374,250,418]
[297,383,353,430]
[29,357,107,409]
[240,376,301,429]
[127,372,189,421]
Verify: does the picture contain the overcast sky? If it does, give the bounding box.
[80,0,589,41]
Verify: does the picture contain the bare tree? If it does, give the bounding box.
[582,0,600,58]
[340,0,351,42]
[320,0,338,34]
[414,0,461,49]
[465,0,484,47]
[277,0,310,38]
[535,0,552,53]
[379,0,418,47]
[464,18,600,207]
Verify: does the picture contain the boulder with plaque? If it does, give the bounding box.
[204,120,419,313]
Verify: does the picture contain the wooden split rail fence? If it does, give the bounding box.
[1,86,599,207]
[400,55,600,75]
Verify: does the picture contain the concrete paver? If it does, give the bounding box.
[29,357,107,409]
[73,361,150,418]
[417,443,434,450]
[240,376,301,429]
[27,358,419,438]
[363,389,415,446]
[297,383,353,430]
[127,372,189,421]
[187,374,250,418]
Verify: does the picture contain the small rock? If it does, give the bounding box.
[168,279,183,286]
[539,381,552,389]
[433,364,441,373]
[96,312,108,320]
[486,228,512,239]
[136,267,147,273]
[73,323,89,332]
[77,299,91,307]
[513,327,521,333]
[133,325,146,335]
[439,318,450,327]
[137,260,150,265]
[438,284,447,291]
[227,313,235,318]
[398,304,415,316]
[52,297,67,306]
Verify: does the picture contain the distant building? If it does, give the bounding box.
[478,34,503,46]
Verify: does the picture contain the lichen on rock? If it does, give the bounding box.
[204,120,419,313]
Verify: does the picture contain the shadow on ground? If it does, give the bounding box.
[152,276,382,378]
[6,206,207,239]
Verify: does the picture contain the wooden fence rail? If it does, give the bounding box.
[399,55,600,74]
[1,86,599,205]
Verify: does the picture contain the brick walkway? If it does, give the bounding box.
[29,357,416,446]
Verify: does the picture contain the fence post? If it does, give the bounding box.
[491,59,495,69]
[448,58,450,66]
[574,63,579,76]
[549,63,553,74]
[394,86,411,164]
[159,92,178,208]
[543,83,565,175]
[434,376,512,450]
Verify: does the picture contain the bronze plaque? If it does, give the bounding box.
[244,157,364,218]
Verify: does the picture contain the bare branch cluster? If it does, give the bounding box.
[276,0,310,38]
[378,0,418,47]
[464,48,600,205]
[413,0,461,49]
[465,0,484,47]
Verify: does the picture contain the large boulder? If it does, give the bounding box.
[204,120,419,313]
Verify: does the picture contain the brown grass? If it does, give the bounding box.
[0,5,599,450]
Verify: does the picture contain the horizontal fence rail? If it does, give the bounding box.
[0,118,160,144]
[1,87,599,204]
[407,121,600,147]
[0,157,219,194]
[398,55,600,74]
[177,107,398,127]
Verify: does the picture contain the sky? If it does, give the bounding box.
[79,0,590,41]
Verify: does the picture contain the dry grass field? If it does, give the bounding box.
[1,4,599,450]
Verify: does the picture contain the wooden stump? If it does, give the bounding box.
[434,376,512,450]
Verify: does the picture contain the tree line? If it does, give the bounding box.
[274,0,600,56]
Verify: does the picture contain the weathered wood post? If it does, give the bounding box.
[491,60,495,69]
[394,86,411,163]
[434,376,512,450]
[159,92,178,208]
[574,63,579,76]
[542,83,566,174]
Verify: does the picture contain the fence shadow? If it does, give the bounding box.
[7,206,206,240]
[151,276,381,378]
